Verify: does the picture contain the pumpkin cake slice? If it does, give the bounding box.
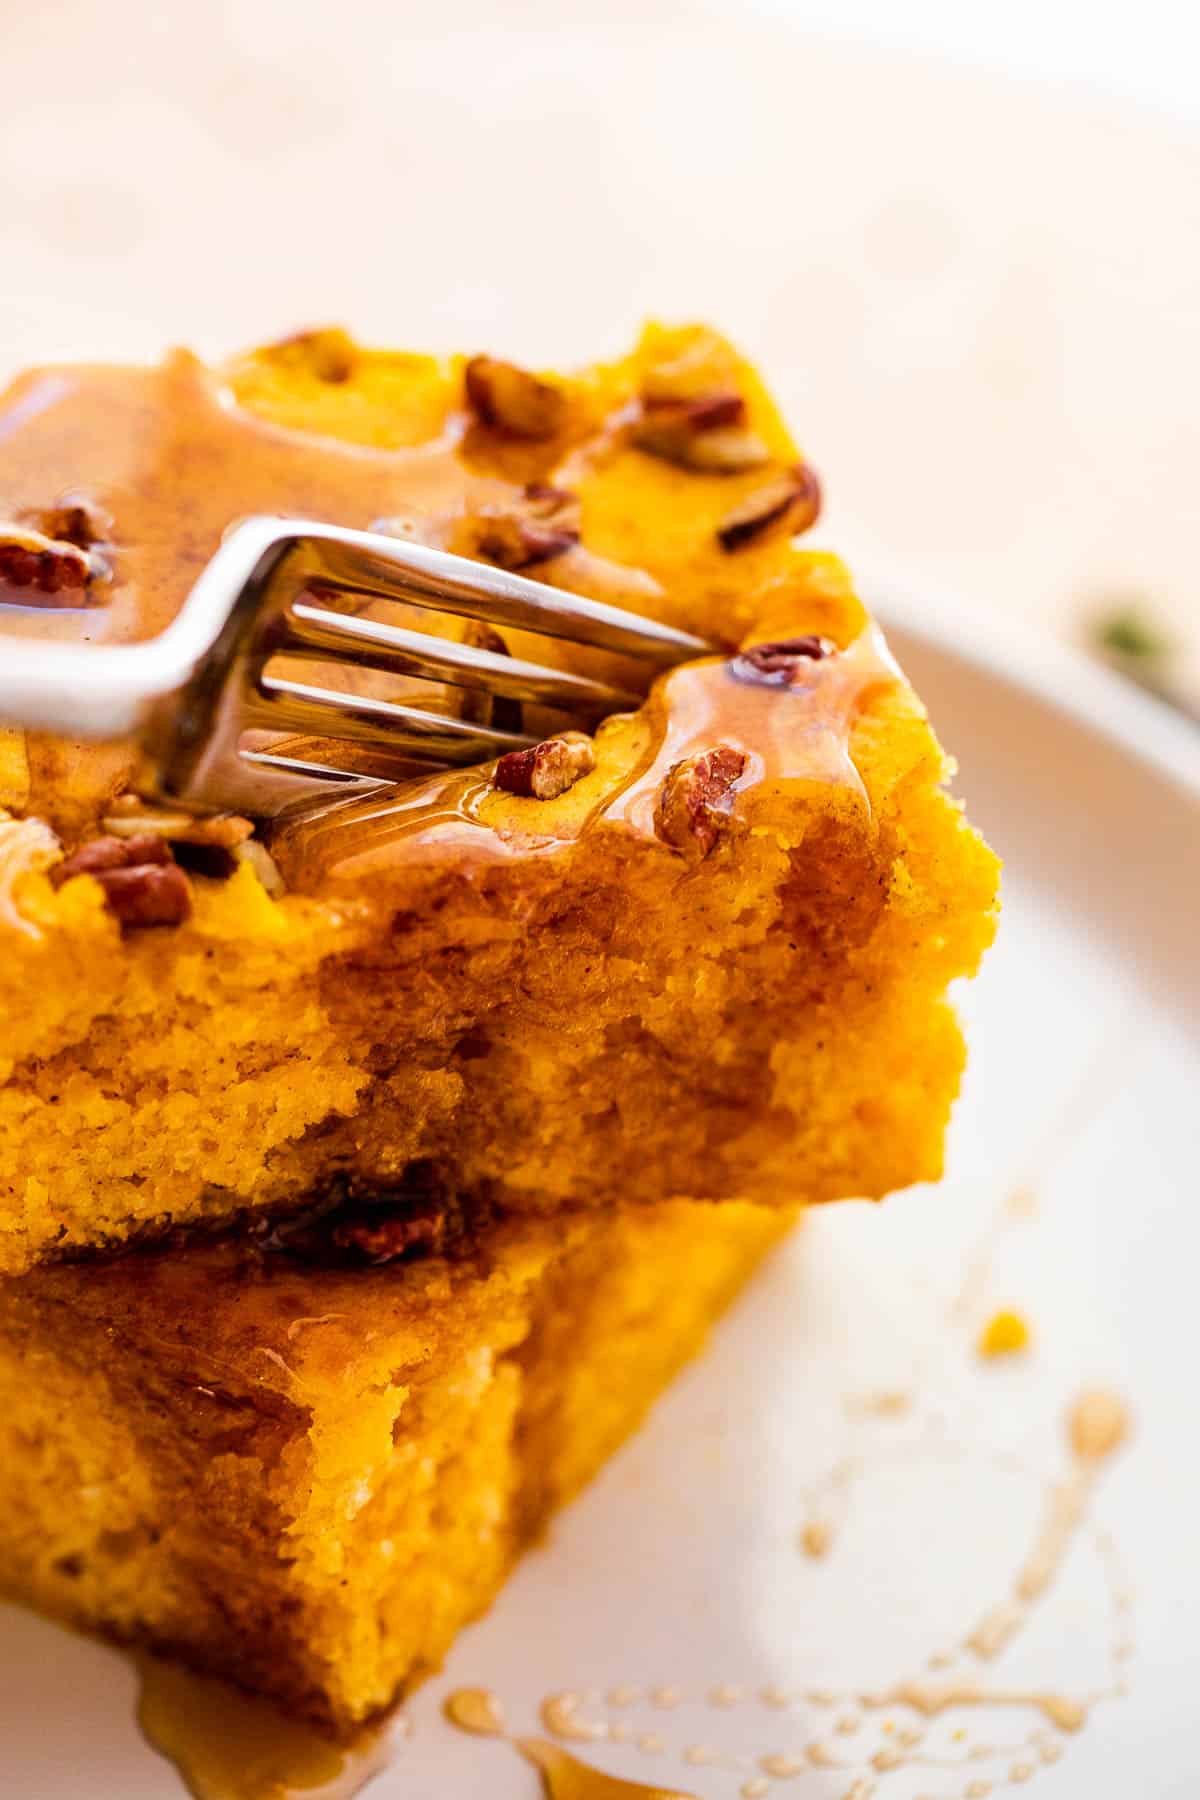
[0,1197,792,1730]
[0,323,998,1274]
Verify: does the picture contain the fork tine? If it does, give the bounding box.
[282,600,643,718]
[289,524,714,666]
[253,673,537,763]
[120,515,711,818]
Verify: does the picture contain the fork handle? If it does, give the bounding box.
[0,637,182,738]
[0,519,288,739]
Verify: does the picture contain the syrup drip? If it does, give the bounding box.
[0,349,890,859]
[757,1751,807,1777]
[963,1388,1131,1665]
[865,1682,1087,1735]
[518,1739,697,1800]
[541,1692,608,1742]
[442,1687,698,1800]
[0,353,495,651]
[0,352,523,820]
[601,628,901,839]
[135,1655,392,1800]
[275,763,503,889]
[0,352,676,830]
[505,1383,1131,1800]
[443,1685,508,1737]
[279,626,901,895]
[608,1686,643,1708]
[799,1519,833,1560]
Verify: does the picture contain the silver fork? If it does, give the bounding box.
[0,516,711,818]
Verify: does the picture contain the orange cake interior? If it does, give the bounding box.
[0,1199,792,1730]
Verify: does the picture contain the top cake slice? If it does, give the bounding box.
[0,324,999,1274]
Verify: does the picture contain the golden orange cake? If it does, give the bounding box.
[0,324,999,1273]
[0,1199,791,1729]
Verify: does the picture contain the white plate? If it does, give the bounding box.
[2,601,1197,1799]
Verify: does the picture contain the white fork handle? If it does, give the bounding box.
[0,519,287,738]
[0,638,178,738]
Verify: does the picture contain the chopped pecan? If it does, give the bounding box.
[168,841,239,879]
[632,393,770,473]
[101,798,253,850]
[0,524,93,604]
[260,1166,495,1268]
[730,636,836,685]
[52,834,168,880]
[493,733,595,800]
[30,492,113,550]
[648,391,747,430]
[655,746,748,857]
[331,1209,447,1263]
[51,833,191,928]
[101,802,254,881]
[717,464,822,551]
[639,327,738,405]
[462,621,510,660]
[88,862,191,927]
[464,355,567,440]
[269,325,359,383]
[472,484,582,569]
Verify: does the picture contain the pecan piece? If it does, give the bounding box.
[331,1208,447,1264]
[472,484,582,569]
[31,492,113,550]
[0,524,93,604]
[730,636,836,686]
[101,798,254,850]
[632,392,770,473]
[464,355,567,440]
[101,801,254,881]
[655,745,748,858]
[717,464,822,551]
[51,833,191,928]
[493,733,595,800]
[268,325,359,383]
[639,326,739,404]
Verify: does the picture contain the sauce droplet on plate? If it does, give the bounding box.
[443,1685,508,1738]
[1068,1389,1130,1463]
[136,1654,392,1800]
[517,1736,697,1800]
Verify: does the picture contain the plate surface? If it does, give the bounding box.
[2,606,1197,1799]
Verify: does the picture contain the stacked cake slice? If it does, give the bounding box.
[0,323,998,1728]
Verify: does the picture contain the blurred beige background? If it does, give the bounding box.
[2,0,1197,667]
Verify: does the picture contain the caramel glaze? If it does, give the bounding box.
[603,626,900,836]
[0,353,514,820]
[0,350,900,866]
[0,353,502,648]
[277,628,901,892]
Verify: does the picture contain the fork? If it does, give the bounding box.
[0,516,711,818]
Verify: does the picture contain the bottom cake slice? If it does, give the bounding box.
[0,1201,791,1732]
